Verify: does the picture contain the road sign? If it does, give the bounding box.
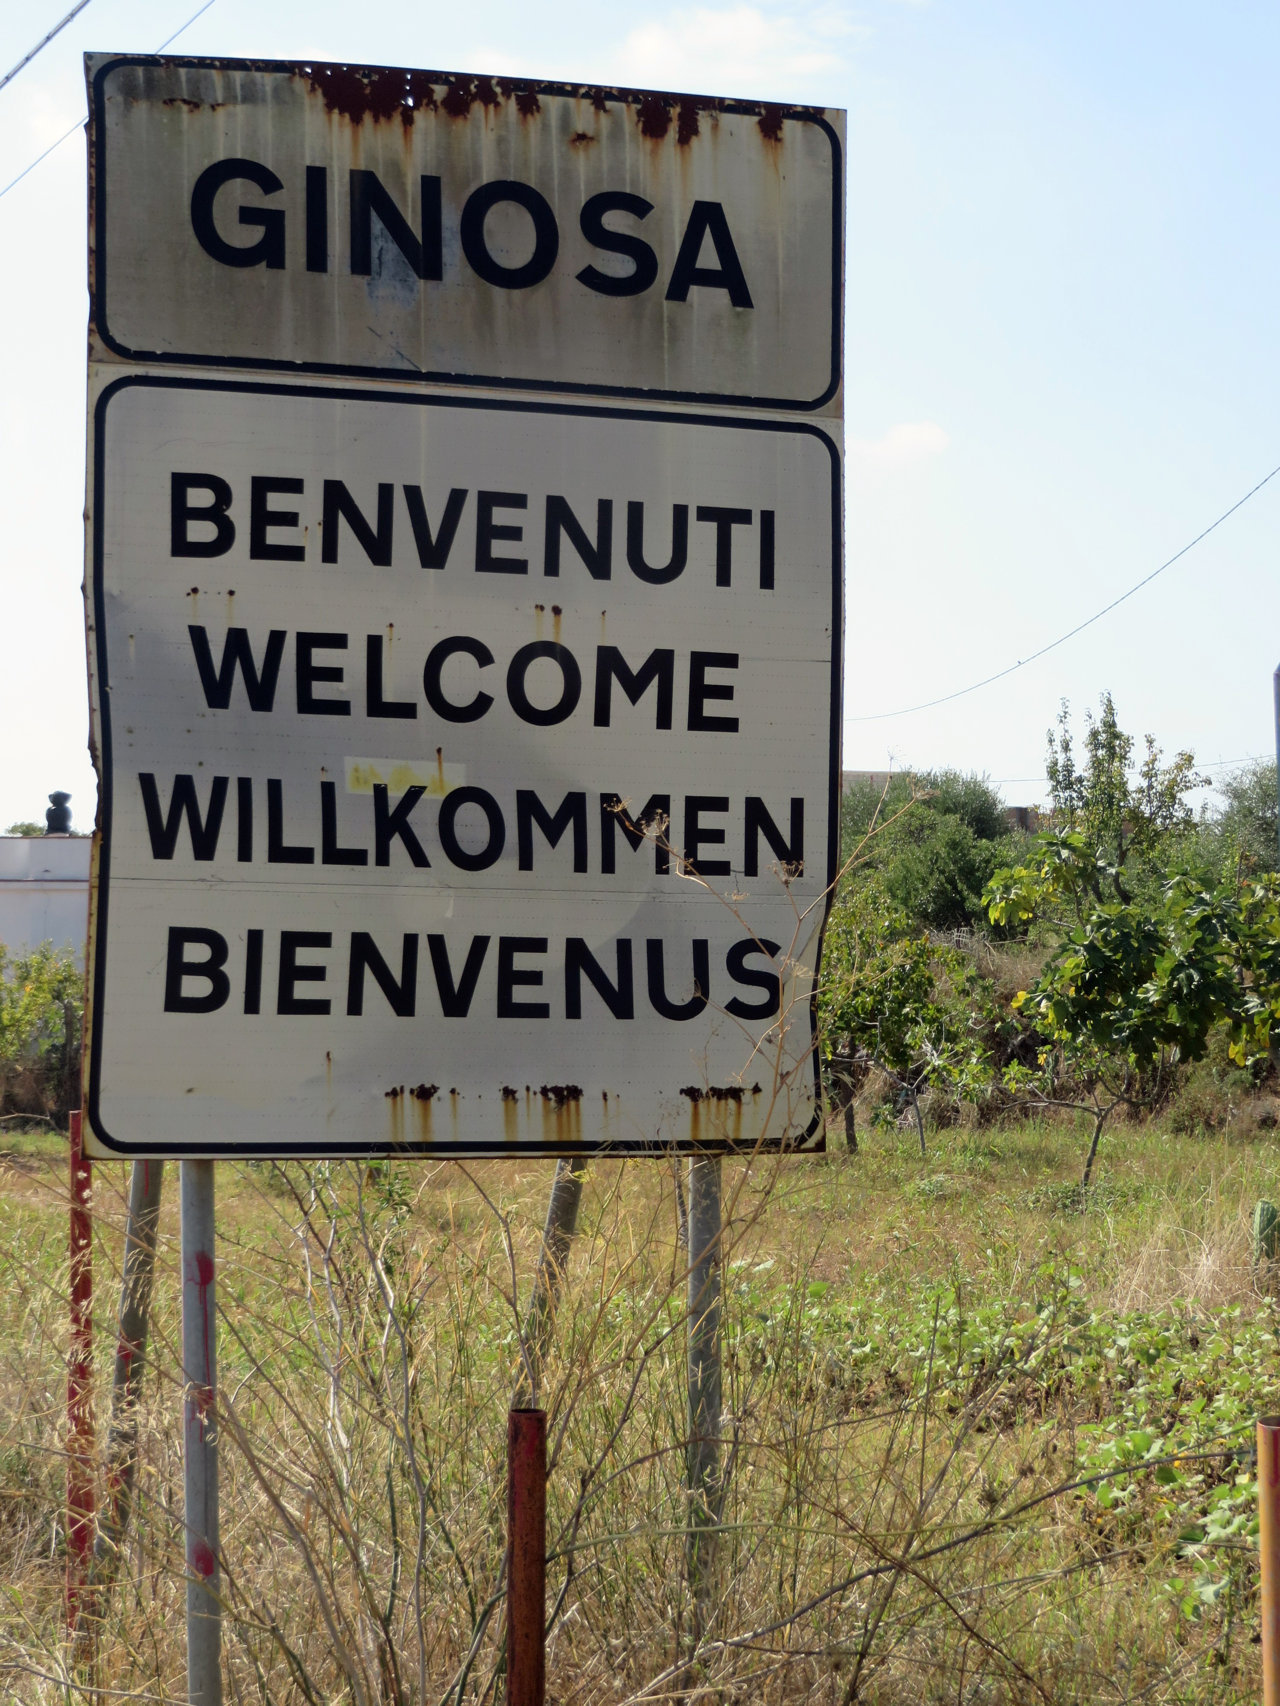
[87,56,842,412]
[83,56,844,1157]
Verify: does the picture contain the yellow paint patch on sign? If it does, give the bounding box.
[344,756,463,796]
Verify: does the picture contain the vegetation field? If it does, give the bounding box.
[0,1102,1277,1704]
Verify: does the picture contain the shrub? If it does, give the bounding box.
[841,769,1024,932]
[0,943,83,1126]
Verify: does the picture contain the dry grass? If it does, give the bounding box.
[0,1109,1275,1704]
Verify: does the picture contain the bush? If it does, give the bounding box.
[0,943,83,1127]
[1165,1030,1258,1135]
[841,770,1024,932]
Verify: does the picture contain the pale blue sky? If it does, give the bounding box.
[1,0,1277,829]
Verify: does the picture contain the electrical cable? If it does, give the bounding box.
[0,0,95,98]
[988,755,1273,785]
[0,0,217,202]
[845,460,1280,723]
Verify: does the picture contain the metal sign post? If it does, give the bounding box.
[506,1408,547,1706]
[180,1160,221,1706]
[685,1155,723,1639]
[66,1110,94,1633]
[94,1156,165,1587]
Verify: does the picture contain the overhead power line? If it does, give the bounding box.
[989,755,1272,787]
[154,0,217,53]
[0,0,216,201]
[845,460,1280,724]
[0,0,95,98]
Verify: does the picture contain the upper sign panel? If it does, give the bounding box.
[87,55,844,411]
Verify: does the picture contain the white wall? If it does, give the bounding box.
[0,837,91,963]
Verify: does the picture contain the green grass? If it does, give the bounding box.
[0,1120,70,1161]
[0,1114,1276,1701]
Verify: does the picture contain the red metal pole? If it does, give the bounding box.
[66,1110,94,1631]
[1260,1417,1280,1706]
[506,1407,546,1706]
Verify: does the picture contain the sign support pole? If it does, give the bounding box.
[514,1158,586,1407]
[94,1157,165,1587]
[66,1110,94,1633]
[686,1154,723,1640]
[505,1407,547,1706]
[180,1159,222,1706]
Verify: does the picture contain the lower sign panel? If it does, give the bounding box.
[85,376,841,1156]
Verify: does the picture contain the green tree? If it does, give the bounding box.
[820,881,993,1152]
[981,700,1280,1185]
[988,844,1280,1186]
[1213,759,1279,875]
[1042,694,1206,905]
[840,769,1020,932]
[3,822,43,838]
[0,944,84,1125]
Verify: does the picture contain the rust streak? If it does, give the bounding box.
[306,64,439,125]
[636,94,671,140]
[539,1084,582,1107]
[441,75,502,119]
[757,105,785,143]
[284,63,812,139]
[676,98,701,146]
[497,80,542,119]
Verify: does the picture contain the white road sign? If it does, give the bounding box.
[83,56,844,1157]
[87,55,842,411]
[85,379,840,1154]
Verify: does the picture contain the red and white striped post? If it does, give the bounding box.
[66,1110,94,1631]
[1260,1416,1280,1706]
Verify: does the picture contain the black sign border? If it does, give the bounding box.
[89,55,843,413]
[86,375,843,1157]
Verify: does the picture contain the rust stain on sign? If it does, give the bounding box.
[497,79,541,119]
[635,93,706,146]
[539,1084,583,1107]
[680,1085,745,1103]
[757,105,785,144]
[440,75,503,119]
[413,1093,433,1143]
[306,64,439,126]
[286,62,795,145]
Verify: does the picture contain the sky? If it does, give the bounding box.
[1,0,1278,832]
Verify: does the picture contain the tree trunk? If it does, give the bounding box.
[1081,1112,1105,1189]
[908,1085,926,1160]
